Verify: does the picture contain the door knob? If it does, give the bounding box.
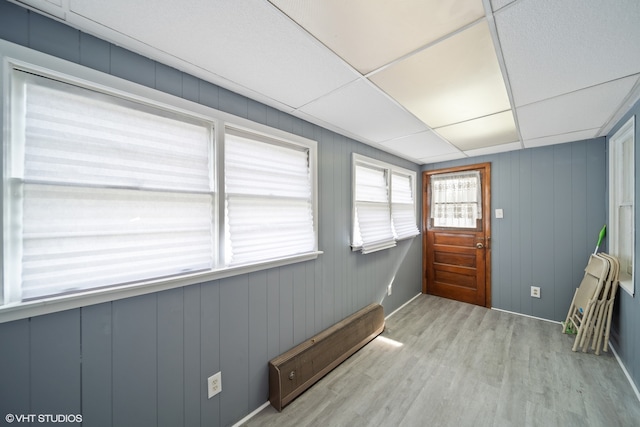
[476,242,484,249]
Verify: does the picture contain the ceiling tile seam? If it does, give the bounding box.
[432,108,513,130]
[490,0,521,15]
[483,0,524,149]
[362,16,489,80]
[289,75,365,113]
[264,0,354,67]
[596,74,640,137]
[514,72,640,110]
[523,128,602,143]
[378,129,462,154]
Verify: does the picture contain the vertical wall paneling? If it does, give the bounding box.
[517,150,534,314]
[219,275,249,426]
[183,284,202,427]
[198,80,219,110]
[81,303,113,427]
[0,1,28,45]
[79,33,110,73]
[569,142,588,291]
[199,281,220,426]
[155,62,183,98]
[112,295,158,427]
[553,143,574,320]
[319,128,336,330]
[110,45,156,89]
[292,263,307,345]
[29,11,80,63]
[0,2,424,424]
[530,148,555,320]
[30,310,81,415]
[586,138,608,251]
[157,288,185,427]
[0,319,30,415]
[266,269,281,361]
[248,271,269,409]
[278,267,294,351]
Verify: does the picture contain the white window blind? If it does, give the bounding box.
[8,72,214,301]
[224,129,315,265]
[430,170,481,228]
[391,172,420,240]
[354,164,396,253]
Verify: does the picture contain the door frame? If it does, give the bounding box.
[422,162,492,308]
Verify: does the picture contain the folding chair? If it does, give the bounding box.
[580,253,616,353]
[594,253,620,355]
[562,254,610,352]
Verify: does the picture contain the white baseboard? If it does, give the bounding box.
[385,293,422,320]
[490,307,561,324]
[609,342,640,404]
[232,401,271,427]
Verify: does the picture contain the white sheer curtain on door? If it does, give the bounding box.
[430,171,481,228]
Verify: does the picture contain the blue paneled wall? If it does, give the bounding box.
[423,139,607,322]
[0,2,423,426]
[607,98,640,398]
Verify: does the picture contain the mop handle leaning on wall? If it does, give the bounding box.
[593,225,606,255]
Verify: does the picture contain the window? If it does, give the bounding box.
[224,128,316,266]
[6,71,215,302]
[1,42,319,319]
[352,154,419,253]
[609,116,635,296]
[430,170,482,229]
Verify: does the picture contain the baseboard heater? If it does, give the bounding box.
[268,303,385,411]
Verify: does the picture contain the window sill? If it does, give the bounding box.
[0,251,323,323]
[619,280,635,297]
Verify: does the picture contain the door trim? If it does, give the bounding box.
[422,162,492,308]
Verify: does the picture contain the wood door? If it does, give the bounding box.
[422,163,491,307]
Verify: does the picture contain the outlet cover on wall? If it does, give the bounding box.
[531,286,541,298]
[207,372,222,398]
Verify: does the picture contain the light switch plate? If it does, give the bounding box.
[495,208,504,219]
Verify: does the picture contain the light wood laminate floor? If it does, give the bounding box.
[244,294,640,427]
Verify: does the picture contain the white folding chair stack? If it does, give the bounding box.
[562,254,610,352]
[591,253,620,355]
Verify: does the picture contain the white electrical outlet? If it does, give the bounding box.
[531,286,541,298]
[207,372,222,399]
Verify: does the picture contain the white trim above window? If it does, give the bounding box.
[351,154,419,254]
[0,40,321,322]
[608,115,635,296]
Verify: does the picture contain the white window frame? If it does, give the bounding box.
[0,40,320,322]
[351,154,419,253]
[608,115,635,296]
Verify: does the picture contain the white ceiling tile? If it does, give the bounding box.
[523,129,600,148]
[490,0,516,12]
[379,131,460,159]
[370,21,510,128]
[496,0,640,106]
[464,141,522,156]
[418,152,468,165]
[269,0,485,74]
[517,75,638,140]
[68,0,359,109]
[435,110,519,151]
[298,80,428,143]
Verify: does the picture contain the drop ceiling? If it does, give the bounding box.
[12,0,640,164]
